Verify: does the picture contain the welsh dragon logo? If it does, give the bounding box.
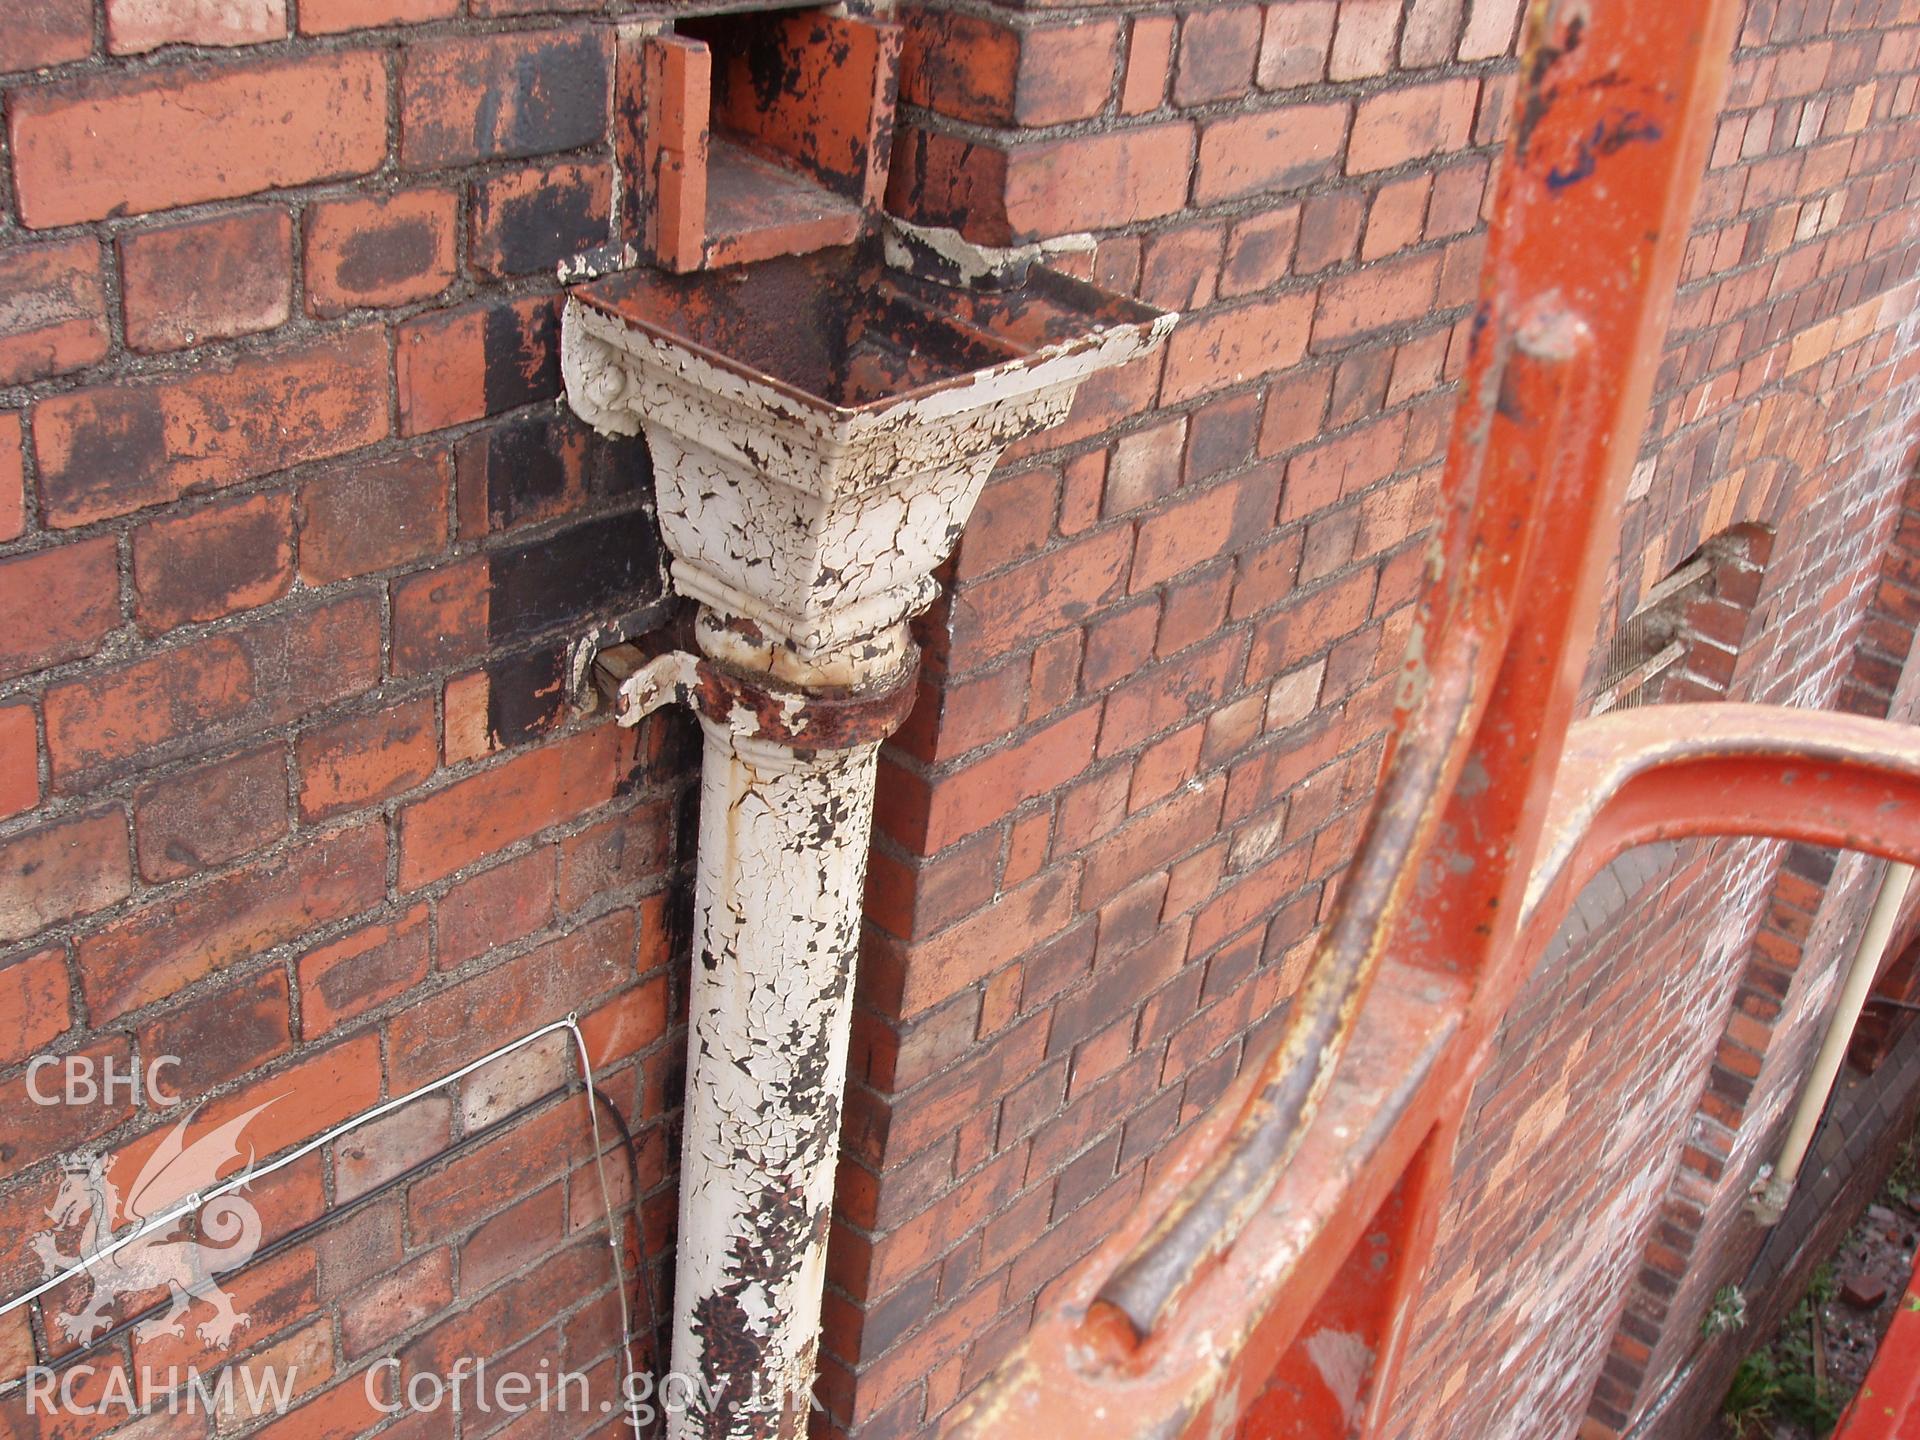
[32,1099,277,1349]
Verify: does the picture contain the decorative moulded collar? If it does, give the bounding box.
[562,242,1174,670]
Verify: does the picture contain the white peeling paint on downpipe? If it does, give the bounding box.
[674,720,882,1436]
[561,260,1171,1439]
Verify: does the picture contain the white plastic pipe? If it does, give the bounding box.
[1752,860,1913,1224]
[668,719,882,1439]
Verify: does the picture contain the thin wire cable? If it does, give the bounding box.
[569,1015,648,1439]
[0,1015,585,1322]
[0,1015,655,1422]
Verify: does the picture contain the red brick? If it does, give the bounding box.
[119,208,291,354]
[949,528,1134,661]
[1302,213,1371,287]
[0,807,132,945]
[134,745,289,883]
[894,666,1030,768]
[1105,416,1188,517]
[895,124,1194,247]
[9,53,387,228]
[1365,175,1435,259]
[300,448,450,584]
[1257,1,1336,88]
[1197,102,1347,206]
[1140,224,1225,312]
[436,847,555,970]
[557,798,671,912]
[0,536,120,680]
[137,966,292,1098]
[390,556,488,676]
[1402,0,1465,65]
[108,1032,380,1203]
[1172,7,1262,106]
[1428,160,1489,238]
[1347,77,1479,174]
[1459,0,1522,59]
[1099,634,1242,758]
[305,189,458,315]
[0,946,70,1066]
[1314,253,1443,349]
[1029,630,1084,719]
[108,0,286,54]
[1160,556,1235,651]
[912,707,1103,854]
[1006,125,1196,242]
[388,909,632,1088]
[1132,467,1281,591]
[453,412,592,540]
[0,0,92,70]
[0,414,22,543]
[298,696,438,821]
[1330,0,1402,79]
[301,0,454,34]
[0,703,38,821]
[471,162,612,279]
[1260,369,1334,457]
[895,871,1075,1017]
[1281,412,1409,521]
[1121,15,1175,115]
[132,491,294,632]
[35,327,390,527]
[342,1247,452,1359]
[0,1031,136,1173]
[953,468,1058,582]
[298,904,430,1035]
[1081,777,1226,907]
[1132,724,1206,810]
[45,593,381,783]
[397,294,560,437]
[1191,842,1313,955]
[901,10,1118,127]
[1327,348,1392,427]
[77,822,385,1021]
[400,30,611,170]
[1220,207,1301,297]
[1246,568,1379,679]
[1083,603,1160,691]
[396,726,620,889]
[0,239,109,385]
[1163,292,1315,405]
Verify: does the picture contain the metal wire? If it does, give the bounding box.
[0,1014,665,1435]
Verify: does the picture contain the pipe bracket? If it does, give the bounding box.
[594,641,920,750]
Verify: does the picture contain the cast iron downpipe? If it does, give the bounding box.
[559,245,1171,1438]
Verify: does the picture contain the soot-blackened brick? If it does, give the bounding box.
[483,644,570,751]
[456,410,587,539]
[486,509,662,647]
[471,161,612,278]
[400,30,612,170]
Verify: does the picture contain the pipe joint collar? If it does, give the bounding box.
[597,642,919,752]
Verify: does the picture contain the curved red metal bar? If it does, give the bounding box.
[1521,705,1920,959]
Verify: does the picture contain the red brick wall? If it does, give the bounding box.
[1585,463,1920,1435]
[0,3,691,1435]
[840,1,1920,1438]
[1,1,1917,1439]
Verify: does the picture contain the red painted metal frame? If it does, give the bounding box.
[938,1,1920,1435]
[1831,1242,1920,1439]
